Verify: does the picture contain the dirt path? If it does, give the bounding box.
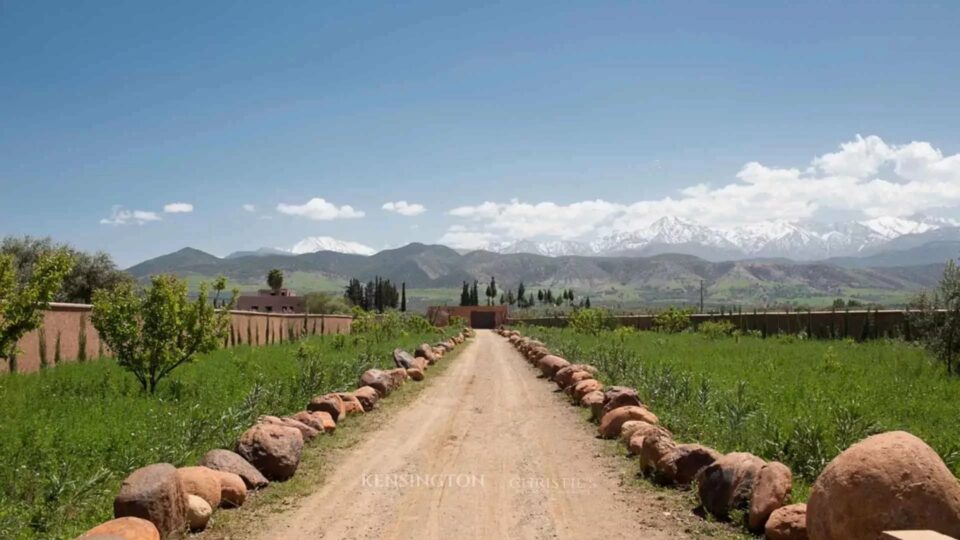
[251,330,694,540]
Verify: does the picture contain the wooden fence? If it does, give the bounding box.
[509,309,921,340]
[5,303,352,374]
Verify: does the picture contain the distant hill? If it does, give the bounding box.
[126,242,950,307]
[826,241,960,268]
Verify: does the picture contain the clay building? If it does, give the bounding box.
[237,288,305,314]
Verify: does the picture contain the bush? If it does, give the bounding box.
[698,319,736,339]
[568,307,616,335]
[909,260,960,374]
[652,307,692,333]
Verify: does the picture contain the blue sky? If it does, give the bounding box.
[2,1,959,266]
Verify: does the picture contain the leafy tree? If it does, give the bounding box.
[1,236,130,303]
[909,260,960,374]
[92,275,237,393]
[267,268,284,291]
[0,249,73,372]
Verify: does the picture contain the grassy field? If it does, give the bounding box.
[519,326,960,500]
[0,321,455,540]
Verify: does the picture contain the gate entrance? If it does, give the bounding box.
[470,311,497,329]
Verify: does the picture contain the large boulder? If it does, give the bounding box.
[600,387,642,419]
[309,410,337,433]
[411,357,429,371]
[336,393,365,415]
[353,386,380,412]
[360,369,391,397]
[236,424,304,481]
[185,494,212,531]
[199,449,268,489]
[658,444,722,485]
[627,423,673,456]
[554,365,597,389]
[565,371,594,389]
[385,367,409,389]
[176,466,222,509]
[598,406,658,439]
[290,410,326,432]
[260,415,319,441]
[537,355,570,378]
[639,431,677,474]
[393,348,415,369]
[806,431,960,539]
[748,461,793,531]
[113,463,187,538]
[307,394,345,422]
[406,367,425,381]
[214,470,247,508]
[415,343,437,363]
[695,452,765,520]
[580,390,605,419]
[77,517,160,540]
[571,379,604,403]
[765,503,808,540]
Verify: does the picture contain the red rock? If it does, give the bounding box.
[281,417,320,441]
[411,357,429,371]
[406,367,425,381]
[639,431,677,473]
[176,466,222,509]
[807,431,960,540]
[385,367,408,389]
[113,463,187,538]
[765,503,808,540]
[214,470,247,508]
[598,406,658,439]
[359,369,391,397]
[199,449,268,489]
[77,517,160,540]
[748,461,793,531]
[185,494,211,531]
[307,394,345,422]
[695,452,765,520]
[600,387,642,418]
[659,444,723,485]
[352,386,379,412]
[336,393,365,415]
[565,370,595,389]
[580,390,605,419]
[235,423,304,481]
[309,411,337,433]
[627,423,673,456]
[571,379,604,403]
[415,343,437,363]
[537,355,571,378]
[290,410,326,432]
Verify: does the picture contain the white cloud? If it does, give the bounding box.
[276,197,365,220]
[242,204,256,212]
[441,135,960,243]
[163,202,194,213]
[100,206,161,226]
[382,200,426,216]
[437,228,497,250]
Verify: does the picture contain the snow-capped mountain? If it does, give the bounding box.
[288,236,376,256]
[480,215,960,261]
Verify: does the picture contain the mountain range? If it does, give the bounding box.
[128,237,959,309]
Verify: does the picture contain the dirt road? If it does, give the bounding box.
[251,330,694,540]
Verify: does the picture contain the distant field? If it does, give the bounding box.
[520,326,960,500]
[0,325,455,539]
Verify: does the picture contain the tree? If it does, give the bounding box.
[401,282,407,312]
[2,236,130,303]
[470,280,480,306]
[305,291,350,314]
[460,281,470,306]
[487,276,497,305]
[0,249,73,372]
[506,289,516,306]
[585,296,591,308]
[267,268,284,291]
[92,275,237,393]
[909,260,960,374]
[517,281,526,307]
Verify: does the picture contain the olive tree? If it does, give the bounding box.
[0,249,73,372]
[92,274,237,392]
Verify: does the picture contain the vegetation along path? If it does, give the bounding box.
[245,330,705,539]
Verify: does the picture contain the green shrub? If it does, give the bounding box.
[568,307,616,335]
[652,307,692,333]
[698,319,736,339]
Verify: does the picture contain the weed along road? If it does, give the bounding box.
[248,330,691,539]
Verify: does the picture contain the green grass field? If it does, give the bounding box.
[0,323,455,540]
[519,326,960,500]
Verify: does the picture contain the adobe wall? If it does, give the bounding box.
[4,304,353,374]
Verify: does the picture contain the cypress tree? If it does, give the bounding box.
[401,282,407,312]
